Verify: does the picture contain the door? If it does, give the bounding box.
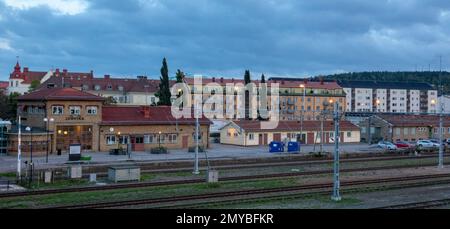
[340,132,345,143]
[182,136,189,148]
[133,136,144,151]
[307,133,315,144]
[264,134,268,145]
[259,134,263,145]
[325,133,330,143]
[273,133,281,142]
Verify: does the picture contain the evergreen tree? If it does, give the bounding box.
[175,69,185,83]
[156,58,172,106]
[261,74,266,83]
[244,70,251,84]
[28,80,40,92]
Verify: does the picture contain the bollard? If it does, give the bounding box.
[67,166,82,179]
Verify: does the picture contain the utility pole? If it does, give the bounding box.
[332,102,341,201]
[17,116,21,181]
[438,55,444,169]
[193,108,200,175]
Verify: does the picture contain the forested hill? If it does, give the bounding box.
[319,71,450,94]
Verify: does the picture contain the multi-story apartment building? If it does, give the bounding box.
[7,61,93,95]
[183,76,346,121]
[339,81,437,113]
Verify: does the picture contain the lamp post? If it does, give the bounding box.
[158,131,162,149]
[43,117,54,163]
[117,131,121,152]
[438,101,444,169]
[299,84,306,147]
[25,126,33,186]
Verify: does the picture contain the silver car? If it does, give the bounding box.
[378,141,397,150]
[416,140,436,148]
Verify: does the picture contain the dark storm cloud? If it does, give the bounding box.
[1,0,450,81]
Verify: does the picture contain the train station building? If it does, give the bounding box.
[6,88,211,156]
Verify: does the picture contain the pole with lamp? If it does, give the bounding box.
[299,84,306,147]
[431,98,445,168]
[158,131,162,149]
[117,131,121,153]
[25,126,33,186]
[43,117,54,163]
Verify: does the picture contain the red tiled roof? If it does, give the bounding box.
[101,106,212,126]
[230,120,359,132]
[0,81,8,89]
[10,71,48,84]
[39,76,174,93]
[17,88,105,101]
[377,114,450,127]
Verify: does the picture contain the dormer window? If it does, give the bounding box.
[82,84,89,90]
[107,85,113,90]
[94,85,101,91]
[118,86,124,91]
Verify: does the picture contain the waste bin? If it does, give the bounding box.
[287,142,300,152]
[269,141,284,153]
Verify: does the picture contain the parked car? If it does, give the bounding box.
[378,141,397,150]
[416,140,437,149]
[446,138,450,145]
[429,139,444,147]
[395,141,414,149]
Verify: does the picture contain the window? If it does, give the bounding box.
[106,135,116,145]
[395,128,401,136]
[135,137,144,144]
[361,127,366,134]
[82,85,89,90]
[15,81,18,87]
[227,131,231,137]
[52,106,64,115]
[249,133,254,140]
[370,127,375,134]
[10,81,13,87]
[119,136,129,144]
[168,134,177,143]
[411,128,416,135]
[347,132,352,138]
[234,132,238,137]
[118,86,124,91]
[107,85,113,90]
[69,106,81,116]
[94,85,101,91]
[448,127,450,134]
[86,106,97,115]
[144,135,154,144]
[403,128,408,135]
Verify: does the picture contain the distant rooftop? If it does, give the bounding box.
[337,80,434,90]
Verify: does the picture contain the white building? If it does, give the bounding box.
[339,81,437,114]
[439,95,450,114]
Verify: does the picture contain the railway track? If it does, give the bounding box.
[0,163,441,199]
[41,153,450,180]
[375,199,450,209]
[47,173,450,209]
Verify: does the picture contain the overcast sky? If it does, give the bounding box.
[1,0,450,81]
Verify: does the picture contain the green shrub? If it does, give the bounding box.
[188,146,205,153]
[150,147,169,154]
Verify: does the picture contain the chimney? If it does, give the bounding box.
[303,79,307,85]
[104,74,110,79]
[212,77,216,82]
[55,68,60,77]
[23,67,29,73]
[220,77,224,83]
[232,78,234,82]
[281,80,285,85]
[63,69,68,75]
[320,77,324,85]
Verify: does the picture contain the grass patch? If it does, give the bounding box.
[0,172,16,178]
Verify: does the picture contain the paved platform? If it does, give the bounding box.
[0,143,383,173]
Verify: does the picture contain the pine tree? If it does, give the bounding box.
[261,74,266,83]
[175,69,185,83]
[156,58,172,106]
[244,70,251,84]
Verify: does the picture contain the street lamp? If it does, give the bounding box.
[431,99,437,114]
[25,126,33,185]
[158,131,162,149]
[43,117,54,163]
[117,131,121,151]
[299,84,306,146]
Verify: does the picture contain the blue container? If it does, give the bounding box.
[269,141,284,153]
[287,142,300,152]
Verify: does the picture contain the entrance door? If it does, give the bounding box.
[259,134,263,145]
[264,134,268,145]
[132,136,144,151]
[273,133,281,142]
[182,136,189,148]
[307,133,315,144]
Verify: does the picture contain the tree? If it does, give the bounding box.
[261,74,266,83]
[29,80,40,92]
[104,96,117,105]
[0,92,20,120]
[175,69,185,83]
[156,58,172,106]
[244,70,251,85]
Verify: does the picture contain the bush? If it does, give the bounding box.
[188,146,206,153]
[150,147,169,154]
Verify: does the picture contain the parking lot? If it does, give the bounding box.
[0,143,384,173]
